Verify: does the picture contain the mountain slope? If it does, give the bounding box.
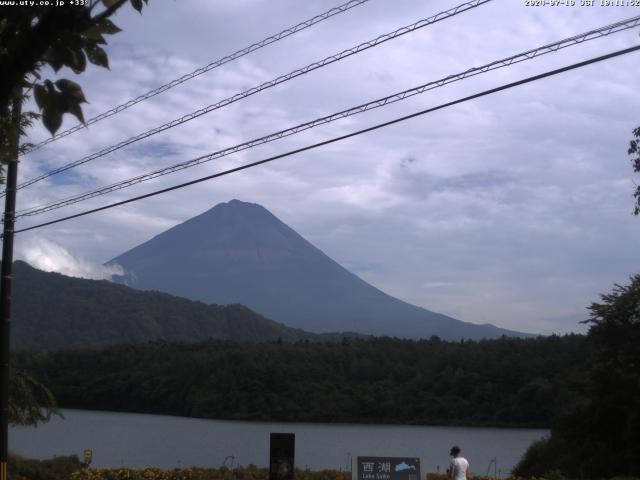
[11,261,325,350]
[109,200,531,340]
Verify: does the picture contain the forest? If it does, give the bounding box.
[15,334,588,428]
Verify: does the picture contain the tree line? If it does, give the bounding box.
[15,334,589,428]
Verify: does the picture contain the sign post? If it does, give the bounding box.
[355,457,421,480]
[269,433,294,480]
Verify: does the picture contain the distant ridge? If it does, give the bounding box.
[11,261,336,351]
[109,200,532,340]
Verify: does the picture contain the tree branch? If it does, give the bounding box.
[89,0,129,26]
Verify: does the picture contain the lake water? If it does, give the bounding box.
[10,410,546,477]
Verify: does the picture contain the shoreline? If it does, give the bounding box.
[32,407,552,431]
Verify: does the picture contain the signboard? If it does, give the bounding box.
[83,449,93,465]
[269,433,294,480]
[356,457,420,480]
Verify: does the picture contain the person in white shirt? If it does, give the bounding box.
[447,446,471,480]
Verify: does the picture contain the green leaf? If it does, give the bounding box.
[42,107,63,135]
[67,102,85,124]
[46,43,85,74]
[42,46,59,71]
[131,0,143,13]
[55,79,87,103]
[47,56,64,73]
[84,25,107,45]
[33,84,47,109]
[68,47,87,74]
[85,44,109,69]
[98,18,122,35]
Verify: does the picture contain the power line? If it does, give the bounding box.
[10,0,491,195]
[20,0,373,156]
[15,14,640,219]
[13,44,640,235]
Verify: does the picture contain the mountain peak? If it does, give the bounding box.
[109,201,531,340]
[195,199,282,228]
[213,198,265,212]
[228,198,256,207]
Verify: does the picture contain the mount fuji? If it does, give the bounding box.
[108,200,531,340]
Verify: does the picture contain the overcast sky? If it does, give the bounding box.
[14,0,640,335]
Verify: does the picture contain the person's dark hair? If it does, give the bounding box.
[450,446,461,456]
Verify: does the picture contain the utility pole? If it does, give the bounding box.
[0,93,21,480]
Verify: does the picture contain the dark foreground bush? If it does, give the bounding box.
[8,453,84,480]
[69,465,351,480]
[512,437,565,478]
